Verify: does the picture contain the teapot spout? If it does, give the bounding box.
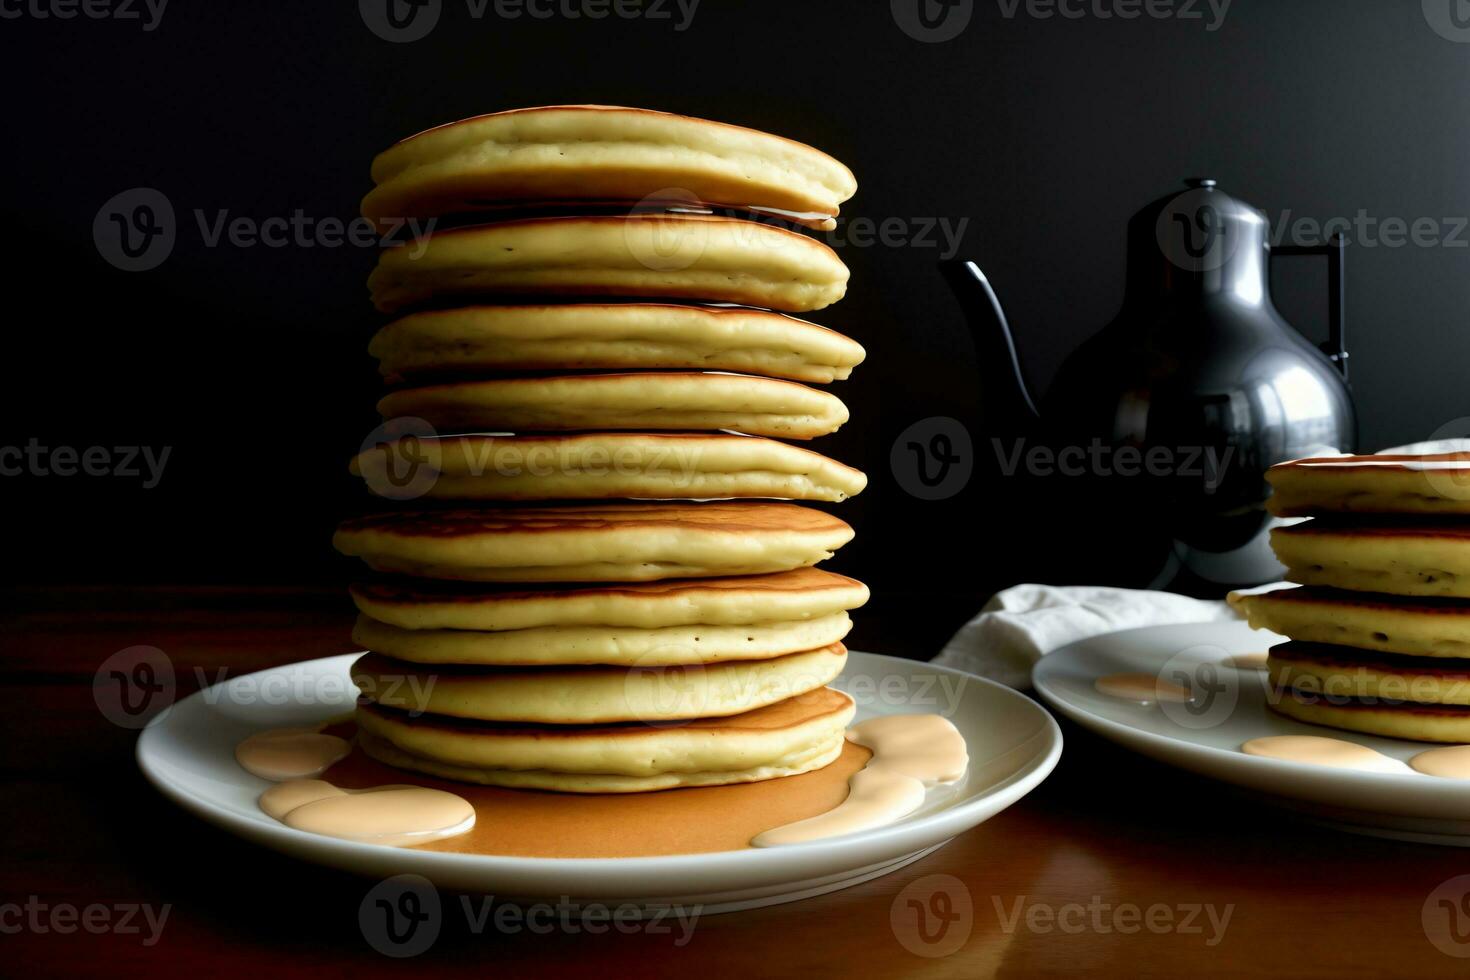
[940,259,1041,431]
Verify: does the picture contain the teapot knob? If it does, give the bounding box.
[1184,177,1218,189]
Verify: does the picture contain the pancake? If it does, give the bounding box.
[1269,686,1470,743]
[1268,641,1470,705]
[352,611,854,666]
[350,433,867,501]
[354,686,856,793]
[1235,586,1470,658]
[1271,519,1470,598]
[368,304,866,384]
[1268,453,1470,516]
[350,643,847,723]
[360,106,857,231]
[367,215,849,313]
[333,502,854,582]
[349,568,870,631]
[376,373,848,440]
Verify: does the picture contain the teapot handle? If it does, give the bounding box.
[1272,233,1348,382]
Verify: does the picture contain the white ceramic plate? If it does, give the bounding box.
[138,650,1061,912]
[1033,620,1470,844]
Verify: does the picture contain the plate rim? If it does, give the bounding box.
[137,648,1063,879]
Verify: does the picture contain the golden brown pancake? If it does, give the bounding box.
[1271,518,1470,598]
[1270,686,1470,743]
[354,686,856,792]
[1268,452,1470,516]
[1235,586,1470,658]
[332,502,855,582]
[366,214,849,313]
[361,105,857,231]
[350,432,866,502]
[368,304,865,385]
[349,567,870,631]
[349,643,847,723]
[351,610,854,667]
[1268,641,1470,705]
[376,374,849,440]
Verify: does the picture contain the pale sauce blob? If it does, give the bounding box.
[1240,735,1408,773]
[280,786,475,846]
[1409,744,1470,779]
[259,779,345,820]
[751,714,968,847]
[1228,653,1270,672]
[235,727,351,780]
[1094,673,1193,703]
[240,729,474,848]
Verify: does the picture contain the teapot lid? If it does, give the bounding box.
[1126,177,1272,300]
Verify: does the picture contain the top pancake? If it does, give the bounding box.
[1268,453,1470,516]
[366,215,849,313]
[361,105,857,230]
[369,304,865,384]
[333,502,855,582]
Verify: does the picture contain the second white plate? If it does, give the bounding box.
[1033,620,1470,844]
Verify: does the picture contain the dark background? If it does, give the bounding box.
[3,0,1468,655]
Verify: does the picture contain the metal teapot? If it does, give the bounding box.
[942,178,1356,591]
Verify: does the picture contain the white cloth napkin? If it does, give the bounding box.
[931,584,1242,689]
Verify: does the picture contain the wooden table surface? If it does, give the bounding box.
[8,586,1470,978]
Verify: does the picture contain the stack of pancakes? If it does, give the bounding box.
[334,106,869,792]
[1238,452,1470,742]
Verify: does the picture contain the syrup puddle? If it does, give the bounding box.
[750,714,968,847]
[237,715,969,853]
